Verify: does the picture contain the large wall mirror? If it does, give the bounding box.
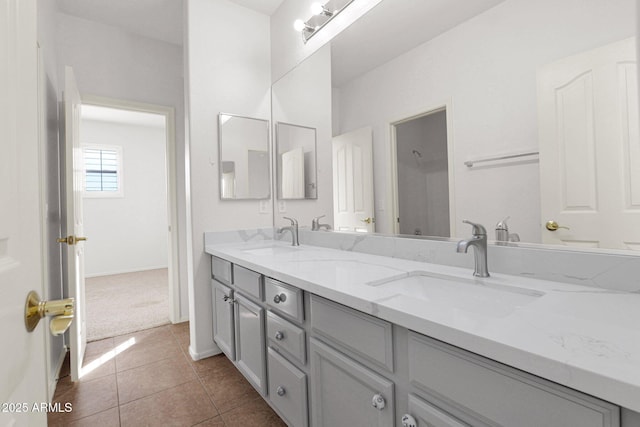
[218,113,271,200]
[274,0,639,253]
[276,122,318,200]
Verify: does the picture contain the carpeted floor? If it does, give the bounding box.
[85,268,170,342]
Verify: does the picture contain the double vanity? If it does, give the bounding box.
[205,233,640,427]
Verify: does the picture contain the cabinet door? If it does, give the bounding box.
[212,280,235,360]
[310,338,394,427]
[235,293,267,395]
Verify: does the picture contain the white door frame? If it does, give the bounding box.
[81,94,181,323]
[389,100,457,237]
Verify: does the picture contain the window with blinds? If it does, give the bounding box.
[83,145,123,197]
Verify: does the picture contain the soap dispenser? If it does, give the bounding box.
[495,217,510,242]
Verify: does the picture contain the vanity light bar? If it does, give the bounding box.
[294,0,355,43]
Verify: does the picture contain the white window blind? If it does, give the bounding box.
[83,145,122,196]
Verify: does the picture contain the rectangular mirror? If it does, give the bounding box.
[218,113,271,200]
[276,122,318,200]
[273,0,640,254]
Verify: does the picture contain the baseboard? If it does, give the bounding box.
[85,265,169,278]
[48,347,67,402]
[189,344,222,361]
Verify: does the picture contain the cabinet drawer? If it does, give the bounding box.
[265,278,304,323]
[268,347,308,427]
[310,295,393,372]
[408,333,620,427]
[211,256,232,285]
[267,310,306,365]
[406,394,469,427]
[233,265,262,301]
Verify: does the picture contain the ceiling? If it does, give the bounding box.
[57,0,285,47]
[331,0,506,86]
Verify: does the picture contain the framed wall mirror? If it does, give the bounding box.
[276,122,318,200]
[218,113,271,200]
[273,0,639,253]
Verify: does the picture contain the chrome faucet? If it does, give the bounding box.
[456,220,489,277]
[311,215,332,231]
[278,217,299,246]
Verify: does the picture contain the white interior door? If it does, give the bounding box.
[332,127,375,232]
[64,66,87,380]
[538,37,640,250]
[0,0,48,424]
[281,147,305,198]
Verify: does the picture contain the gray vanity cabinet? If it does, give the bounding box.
[212,280,235,360]
[234,293,267,396]
[310,338,395,427]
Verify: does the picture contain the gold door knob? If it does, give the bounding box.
[361,217,375,224]
[57,235,87,245]
[25,291,74,336]
[545,220,570,231]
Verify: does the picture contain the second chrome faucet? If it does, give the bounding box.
[457,220,489,277]
[278,217,299,246]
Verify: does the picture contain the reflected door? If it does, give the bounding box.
[538,37,640,250]
[332,127,375,232]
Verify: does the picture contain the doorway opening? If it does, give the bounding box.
[79,97,179,342]
[391,107,454,237]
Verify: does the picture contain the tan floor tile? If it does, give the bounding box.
[80,350,117,381]
[113,325,173,346]
[85,337,115,356]
[220,397,286,427]
[119,380,217,427]
[115,336,185,372]
[66,407,120,427]
[168,321,189,336]
[49,374,118,424]
[117,355,197,404]
[194,416,226,426]
[190,354,234,378]
[200,367,260,414]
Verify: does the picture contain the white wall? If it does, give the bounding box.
[185,0,272,358]
[56,12,189,318]
[272,44,333,229]
[335,0,636,241]
[82,119,168,277]
[270,0,383,82]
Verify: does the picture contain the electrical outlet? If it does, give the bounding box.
[259,200,270,214]
[278,200,287,213]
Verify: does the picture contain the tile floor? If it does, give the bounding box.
[48,323,286,427]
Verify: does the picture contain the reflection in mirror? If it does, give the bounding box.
[218,113,270,200]
[322,0,638,252]
[276,122,318,200]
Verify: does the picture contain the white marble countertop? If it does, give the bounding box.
[205,240,640,412]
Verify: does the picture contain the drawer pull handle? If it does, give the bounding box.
[275,331,285,341]
[371,394,385,410]
[276,386,286,396]
[401,414,417,427]
[273,293,287,304]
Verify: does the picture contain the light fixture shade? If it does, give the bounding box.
[293,19,306,32]
[310,2,324,15]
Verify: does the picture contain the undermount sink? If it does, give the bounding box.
[242,245,299,256]
[367,271,545,318]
